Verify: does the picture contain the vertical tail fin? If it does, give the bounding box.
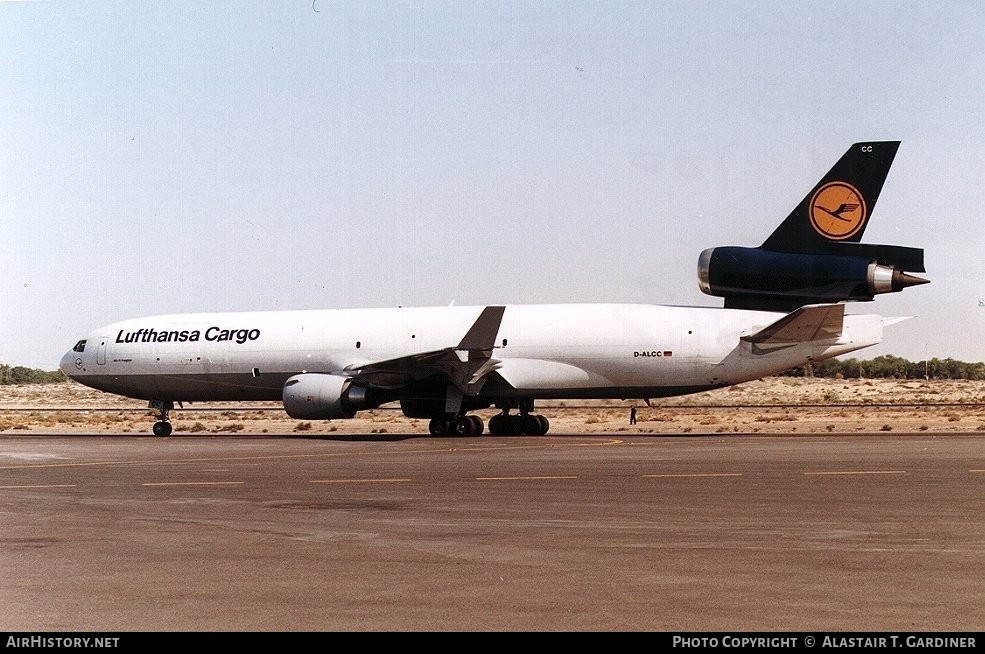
[761,141,900,253]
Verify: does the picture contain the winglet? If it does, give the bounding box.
[457,306,506,351]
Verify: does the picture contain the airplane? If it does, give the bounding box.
[60,141,929,437]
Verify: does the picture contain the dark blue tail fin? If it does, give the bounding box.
[761,141,900,253]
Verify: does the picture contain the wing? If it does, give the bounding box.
[341,305,506,393]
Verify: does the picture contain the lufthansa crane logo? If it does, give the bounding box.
[809,181,867,240]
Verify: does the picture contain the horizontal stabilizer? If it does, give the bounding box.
[741,304,845,345]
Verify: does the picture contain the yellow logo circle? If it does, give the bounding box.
[809,181,867,240]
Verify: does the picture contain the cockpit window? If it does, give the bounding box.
[72,340,87,353]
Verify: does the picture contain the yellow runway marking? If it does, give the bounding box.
[643,473,742,478]
[0,484,77,489]
[476,475,577,480]
[310,478,412,484]
[142,481,246,487]
[804,470,906,476]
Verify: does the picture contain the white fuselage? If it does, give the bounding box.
[60,303,885,405]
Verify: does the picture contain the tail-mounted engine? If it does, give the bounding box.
[698,244,929,311]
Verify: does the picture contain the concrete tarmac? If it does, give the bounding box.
[1,431,983,632]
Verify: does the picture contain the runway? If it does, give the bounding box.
[1,431,983,632]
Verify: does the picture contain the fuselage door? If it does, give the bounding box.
[97,336,108,365]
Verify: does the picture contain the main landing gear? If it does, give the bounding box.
[149,400,174,437]
[487,398,550,435]
[429,414,484,436]
[487,410,550,435]
[427,408,551,436]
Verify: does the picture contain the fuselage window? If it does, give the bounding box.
[73,340,87,353]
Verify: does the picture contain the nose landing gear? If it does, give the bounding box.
[149,400,174,437]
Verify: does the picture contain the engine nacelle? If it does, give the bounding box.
[697,246,928,310]
[282,373,376,420]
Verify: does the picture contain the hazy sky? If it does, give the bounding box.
[2,1,983,369]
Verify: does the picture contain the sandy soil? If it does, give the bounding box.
[2,377,985,436]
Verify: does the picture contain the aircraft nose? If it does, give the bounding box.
[60,349,82,377]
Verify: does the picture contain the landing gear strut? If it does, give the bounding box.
[149,400,174,437]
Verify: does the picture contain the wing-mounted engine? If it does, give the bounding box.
[282,373,379,419]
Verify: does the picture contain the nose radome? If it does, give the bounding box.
[60,350,80,376]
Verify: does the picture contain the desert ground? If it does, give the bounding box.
[2,377,985,436]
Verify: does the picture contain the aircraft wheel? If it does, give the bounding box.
[488,414,505,435]
[536,415,550,435]
[467,415,484,436]
[153,421,173,437]
[522,414,542,436]
[450,416,474,436]
[429,418,448,435]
